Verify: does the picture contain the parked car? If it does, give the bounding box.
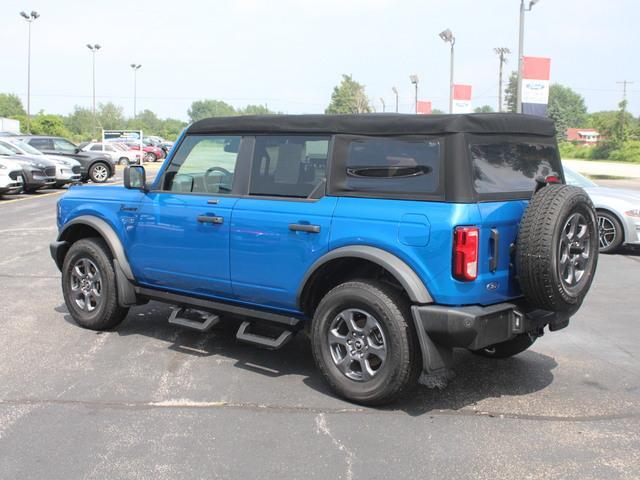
[124,141,165,162]
[0,143,56,192]
[12,135,115,183]
[50,113,599,405]
[563,166,640,253]
[0,158,24,196]
[0,138,82,188]
[80,142,141,166]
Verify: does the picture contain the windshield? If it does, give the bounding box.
[9,139,43,156]
[563,166,597,188]
[0,143,16,156]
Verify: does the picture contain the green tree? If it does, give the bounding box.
[547,84,588,141]
[239,104,276,115]
[97,102,125,131]
[158,118,187,140]
[432,108,446,115]
[474,105,494,113]
[325,74,372,114]
[504,71,518,113]
[0,93,26,118]
[64,106,94,139]
[188,100,236,122]
[29,113,72,137]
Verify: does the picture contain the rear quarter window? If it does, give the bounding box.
[470,141,560,194]
[331,136,442,199]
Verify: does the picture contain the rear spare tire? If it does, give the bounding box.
[516,184,598,313]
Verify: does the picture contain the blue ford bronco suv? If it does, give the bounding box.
[51,113,598,405]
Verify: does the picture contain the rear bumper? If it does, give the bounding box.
[411,301,570,375]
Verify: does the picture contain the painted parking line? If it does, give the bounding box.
[0,182,126,206]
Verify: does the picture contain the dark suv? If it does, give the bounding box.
[14,135,115,183]
[50,114,599,405]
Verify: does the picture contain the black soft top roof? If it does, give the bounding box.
[187,113,555,137]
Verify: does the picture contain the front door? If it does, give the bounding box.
[230,135,335,311]
[129,134,244,300]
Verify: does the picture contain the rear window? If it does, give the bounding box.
[470,141,560,194]
[343,137,440,195]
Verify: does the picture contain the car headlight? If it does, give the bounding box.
[37,163,46,169]
[625,209,640,218]
[0,164,6,170]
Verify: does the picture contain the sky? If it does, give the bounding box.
[1,0,638,121]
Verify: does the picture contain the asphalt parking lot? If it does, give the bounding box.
[0,172,639,479]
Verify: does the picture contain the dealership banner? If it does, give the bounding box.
[417,101,432,115]
[452,85,472,114]
[521,56,551,116]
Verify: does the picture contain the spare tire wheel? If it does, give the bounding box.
[516,184,598,313]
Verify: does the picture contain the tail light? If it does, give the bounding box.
[453,226,479,281]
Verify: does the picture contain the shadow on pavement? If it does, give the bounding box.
[58,301,557,415]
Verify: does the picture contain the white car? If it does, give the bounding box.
[0,158,24,196]
[564,166,640,253]
[0,138,82,188]
[82,142,141,165]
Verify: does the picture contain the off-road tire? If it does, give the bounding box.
[471,333,537,358]
[311,280,420,406]
[62,238,129,330]
[516,184,598,313]
[597,210,624,254]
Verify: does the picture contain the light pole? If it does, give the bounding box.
[87,44,101,137]
[392,86,399,113]
[494,47,510,112]
[409,75,419,114]
[379,97,386,113]
[19,10,39,134]
[130,64,142,118]
[439,28,456,114]
[517,0,540,113]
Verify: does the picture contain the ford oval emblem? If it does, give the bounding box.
[486,281,499,291]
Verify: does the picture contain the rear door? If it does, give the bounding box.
[129,134,245,299]
[468,136,562,299]
[229,135,336,311]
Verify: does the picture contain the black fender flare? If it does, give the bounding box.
[57,215,134,280]
[297,245,433,307]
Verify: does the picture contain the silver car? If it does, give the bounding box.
[564,166,640,253]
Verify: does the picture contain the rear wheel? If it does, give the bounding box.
[62,238,129,330]
[311,280,419,406]
[145,152,157,162]
[471,334,537,358]
[597,210,624,254]
[89,162,110,183]
[118,157,130,166]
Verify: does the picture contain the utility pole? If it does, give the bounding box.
[87,44,101,138]
[517,0,540,113]
[494,47,510,112]
[130,64,142,118]
[409,75,419,114]
[392,87,399,113]
[616,80,634,140]
[19,11,39,134]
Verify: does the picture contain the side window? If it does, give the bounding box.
[52,138,78,153]
[28,138,53,150]
[249,135,329,198]
[342,137,441,195]
[162,135,241,194]
[90,145,102,151]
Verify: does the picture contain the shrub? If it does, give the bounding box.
[609,141,640,163]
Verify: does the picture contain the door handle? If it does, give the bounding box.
[289,223,320,233]
[197,215,224,225]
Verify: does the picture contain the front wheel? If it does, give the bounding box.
[89,162,110,183]
[471,334,537,358]
[311,280,419,406]
[145,152,157,162]
[118,157,130,166]
[62,238,129,330]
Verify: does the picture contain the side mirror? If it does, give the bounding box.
[124,165,147,191]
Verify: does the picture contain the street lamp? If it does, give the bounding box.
[379,97,386,113]
[439,28,456,114]
[409,75,419,114]
[19,10,40,134]
[392,86,399,113]
[516,0,540,113]
[130,64,142,118]
[494,47,510,112]
[87,44,101,137]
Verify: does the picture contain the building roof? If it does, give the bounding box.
[187,113,556,137]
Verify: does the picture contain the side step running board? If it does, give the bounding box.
[236,321,294,350]
[168,307,220,332]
